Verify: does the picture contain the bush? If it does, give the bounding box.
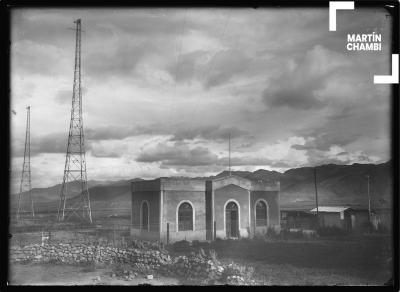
[317,226,349,237]
[172,240,191,252]
[191,240,201,248]
[221,262,255,282]
[265,227,280,239]
[280,228,303,239]
[360,221,374,232]
[127,239,164,251]
[208,249,218,262]
[376,222,389,234]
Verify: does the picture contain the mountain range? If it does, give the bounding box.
[11,161,392,214]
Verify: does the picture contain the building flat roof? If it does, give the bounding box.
[310,206,351,213]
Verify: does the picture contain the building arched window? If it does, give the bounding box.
[178,202,193,231]
[141,201,149,231]
[256,200,268,226]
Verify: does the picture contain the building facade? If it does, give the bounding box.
[131,175,280,243]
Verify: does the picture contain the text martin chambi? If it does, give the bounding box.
[347,33,382,51]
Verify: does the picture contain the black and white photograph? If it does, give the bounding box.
[4,1,399,287]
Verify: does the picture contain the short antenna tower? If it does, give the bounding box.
[17,106,34,220]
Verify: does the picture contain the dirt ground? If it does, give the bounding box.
[8,263,180,286]
[8,259,389,286]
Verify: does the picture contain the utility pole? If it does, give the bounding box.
[17,106,34,220]
[57,19,92,223]
[367,175,371,223]
[314,167,319,227]
[228,133,231,176]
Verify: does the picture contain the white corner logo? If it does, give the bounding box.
[374,54,399,84]
[329,1,355,31]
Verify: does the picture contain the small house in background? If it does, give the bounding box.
[280,208,317,230]
[310,206,370,231]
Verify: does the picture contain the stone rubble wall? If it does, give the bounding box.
[9,243,257,285]
[9,243,171,268]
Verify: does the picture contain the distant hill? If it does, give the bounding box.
[11,161,392,213]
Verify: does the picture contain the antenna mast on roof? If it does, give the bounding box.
[367,174,371,223]
[229,133,231,176]
[314,167,319,226]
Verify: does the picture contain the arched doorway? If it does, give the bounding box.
[225,201,239,238]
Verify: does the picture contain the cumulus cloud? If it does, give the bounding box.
[10,8,392,188]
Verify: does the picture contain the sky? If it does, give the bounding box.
[10,7,392,190]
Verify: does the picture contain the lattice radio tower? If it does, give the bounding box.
[17,106,35,220]
[57,19,92,223]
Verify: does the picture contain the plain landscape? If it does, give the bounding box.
[9,160,393,286]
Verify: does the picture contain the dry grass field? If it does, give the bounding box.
[172,235,392,286]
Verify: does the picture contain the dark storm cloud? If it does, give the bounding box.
[10,8,392,188]
[170,125,249,141]
[85,125,162,140]
[227,156,292,168]
[13,123,247,162]
[14,131,119,157]
[89,143,124,158]
[136,142,219,166]
[203,49,251,89]
[262,45,349,110]
[85,124,249,142]
[293,101,389,152]
[266,87,325,110]
[84,41,158,79]
[11,40,66,76]
[168,50,207,83]
[291,132,361,152]
[137,141,290,169]
[307,152,351,166]
[11,9,195,44]
[55,90,72,104]
[9,132,69,157]
[33,133,67,155]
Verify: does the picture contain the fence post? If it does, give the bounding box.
[113,223,116,247]
[213,221,216,241]
[167,222,169,245]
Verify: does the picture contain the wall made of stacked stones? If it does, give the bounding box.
[9,243,171,267]
[9,243,258,285]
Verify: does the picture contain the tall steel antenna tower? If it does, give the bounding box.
[17,106,34,220]
[57,19,92,223]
